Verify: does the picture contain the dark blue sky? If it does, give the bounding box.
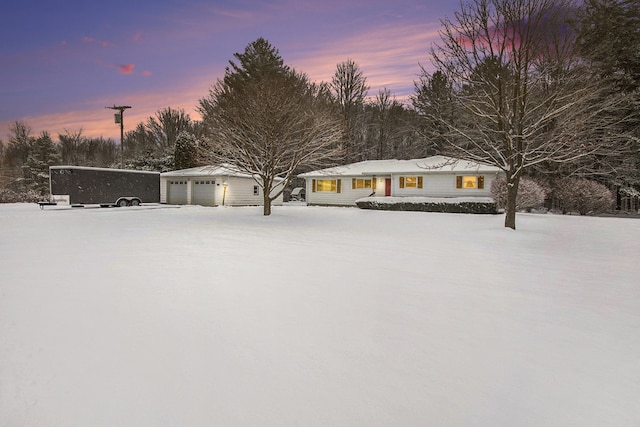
[1,0,456,141]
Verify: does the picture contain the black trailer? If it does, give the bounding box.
[45,166,160,207]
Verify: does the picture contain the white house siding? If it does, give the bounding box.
[218,177,285,206]
[160,178,167,203]
[392,173,499,198]
[221,177,260,206]
[306,176,378,206]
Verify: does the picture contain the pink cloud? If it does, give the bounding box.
[118,64,135,75]
[83,36,113,48]
[132,32,142,42]
[142,70,152,77]
[289,22,441,100]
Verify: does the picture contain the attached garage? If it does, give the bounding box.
[160,164,285,207]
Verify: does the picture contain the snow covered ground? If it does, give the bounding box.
[1,202,639,426]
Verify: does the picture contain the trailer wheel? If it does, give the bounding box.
[130,199,141,206]
[116,198,129,207]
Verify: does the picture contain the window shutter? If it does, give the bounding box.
[478,176,485,189]
[337,179,341,193]
[352,178,356,190]
[312,179,316,192]
[418,176,423,189]
[456,176,463,189]
[400,177,405,188]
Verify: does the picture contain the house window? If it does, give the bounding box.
[352,178,373,189]
[254,185,259,196]
[312,179,341,193]
[399,176,423,189]
[456,176,485,189]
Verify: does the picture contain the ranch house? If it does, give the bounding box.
[299,156,503,207]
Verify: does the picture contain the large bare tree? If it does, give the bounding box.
[331,59,369,161]
[199,38,344,215]
[421,0,632,229]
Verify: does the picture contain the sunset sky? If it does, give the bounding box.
[1,0,458,142]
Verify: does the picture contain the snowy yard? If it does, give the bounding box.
[1,203,639,426]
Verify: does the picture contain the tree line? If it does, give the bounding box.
[1,0,638,226]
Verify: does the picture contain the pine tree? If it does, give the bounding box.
[23,132,61,195]
[174,131,198,170]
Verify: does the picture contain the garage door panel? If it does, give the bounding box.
[193,180,216,206]
[168,181,188,204]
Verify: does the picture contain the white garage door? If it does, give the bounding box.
[192,180,216,206]
[167,180,188,205]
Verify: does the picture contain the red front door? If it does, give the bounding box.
[385,178,392,196]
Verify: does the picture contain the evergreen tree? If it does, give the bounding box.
[174,131,199,170]
[577,0,640,92]
[23,132,61,195]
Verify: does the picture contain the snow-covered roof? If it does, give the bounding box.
[298,156,502,177]
[161,164,252,178]
[162,164,286,182]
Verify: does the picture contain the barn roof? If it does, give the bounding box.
[298,156,502,177]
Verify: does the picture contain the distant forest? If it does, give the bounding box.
[0,0,638,212]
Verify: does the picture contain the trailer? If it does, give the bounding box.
[42,166,160,208]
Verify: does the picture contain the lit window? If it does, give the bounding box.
[352,178,373,189]
[399,176,423,189]
[317,179,336,192]
[312,179,341,193]
[464,176,477,188]
[456,175,485,189]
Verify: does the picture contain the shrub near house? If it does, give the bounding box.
[491,177,547,212]
[555,177,615,215]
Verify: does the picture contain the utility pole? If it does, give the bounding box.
[106,105,131,168]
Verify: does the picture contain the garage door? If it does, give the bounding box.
[167,180,188,204]
[192,180,216,206]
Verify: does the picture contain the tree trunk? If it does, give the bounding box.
[263,193,272,216]
[504,176,520,230]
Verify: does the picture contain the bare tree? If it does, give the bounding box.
[58,129,84,165]
[199,38,344,216]
[425,0,632,229]
[331,59,369,161]
[146,107,193,151]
